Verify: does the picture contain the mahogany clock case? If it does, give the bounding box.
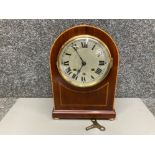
[50,25,119,119]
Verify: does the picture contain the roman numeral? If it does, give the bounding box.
[65,67,72,75]
[91,75,95,79]
[99,61,106,65]
[81,76,86,82]
[81,42,88,48]
[65,53,71,56]
[92,43,96,50]
[95,68,102,75]
[71,43,78,51]
[63,61,69,66]
[72,74,78,80]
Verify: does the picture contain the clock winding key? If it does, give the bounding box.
[86,119,105,131]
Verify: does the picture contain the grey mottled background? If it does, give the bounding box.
[0,19,155,97]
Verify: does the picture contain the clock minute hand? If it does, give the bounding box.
[73,47,86,64]
[76,51,84,62]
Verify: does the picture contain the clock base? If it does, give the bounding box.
[52,109,116,119]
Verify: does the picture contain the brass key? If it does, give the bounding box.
[86,119,105,131]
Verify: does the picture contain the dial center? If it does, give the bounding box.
[82,61,86,66]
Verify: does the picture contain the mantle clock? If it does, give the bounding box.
[49,25,119,119]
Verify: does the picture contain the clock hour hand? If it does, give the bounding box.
[76,64,83,76]
[76,60,86,76]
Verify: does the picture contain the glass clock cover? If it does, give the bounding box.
[57,35,112,87]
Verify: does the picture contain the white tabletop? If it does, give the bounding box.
[0,98,155,134]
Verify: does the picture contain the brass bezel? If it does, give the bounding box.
[57,34,113,88]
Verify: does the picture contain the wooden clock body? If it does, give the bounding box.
[50,25,119,119]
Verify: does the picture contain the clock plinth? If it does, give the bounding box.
[52,109,116,119]
[50,25,119,120]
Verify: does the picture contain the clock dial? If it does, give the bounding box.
[57,35,112,87]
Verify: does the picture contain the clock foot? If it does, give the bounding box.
[109,118,115,121]
[53,117,60,120]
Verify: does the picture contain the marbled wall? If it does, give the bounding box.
[0,19,154,97]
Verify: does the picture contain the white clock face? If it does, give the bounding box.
[57,35,112,87]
